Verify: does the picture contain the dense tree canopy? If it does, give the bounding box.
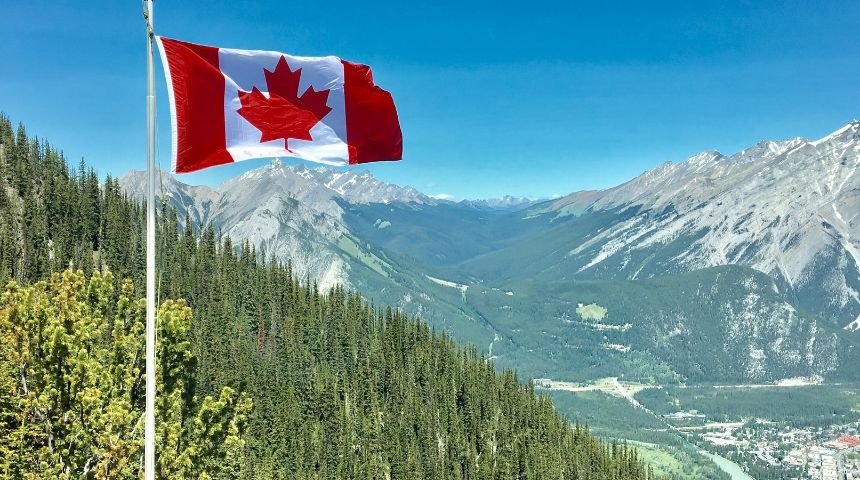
[0,113,655,479]
[0,270,250,479]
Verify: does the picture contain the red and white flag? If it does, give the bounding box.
[156,37,402,173]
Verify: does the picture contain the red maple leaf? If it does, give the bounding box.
[237,56,333,149]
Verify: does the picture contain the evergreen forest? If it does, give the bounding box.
[0,114,655,479]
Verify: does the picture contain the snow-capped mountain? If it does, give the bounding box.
[540,121,860,330]
[457,196,541,211]
[120,160,434,289]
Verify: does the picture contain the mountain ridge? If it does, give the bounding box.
[119,120,860,383]
[523,121,860,330]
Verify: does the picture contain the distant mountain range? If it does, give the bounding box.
[120,121,860,385]
[457,196,541,211]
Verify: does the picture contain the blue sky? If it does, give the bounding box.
[1,1,858,200]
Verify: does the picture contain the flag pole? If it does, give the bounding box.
[143,1,157,479]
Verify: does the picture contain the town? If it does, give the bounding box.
[683,419,860,479]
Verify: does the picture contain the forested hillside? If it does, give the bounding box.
[0,114,655,478]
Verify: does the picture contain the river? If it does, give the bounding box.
[701,451,756,480]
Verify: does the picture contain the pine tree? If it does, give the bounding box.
[0,270,251,479]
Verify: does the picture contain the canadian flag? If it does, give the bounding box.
[156,37,402,173]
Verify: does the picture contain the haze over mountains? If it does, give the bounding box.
[120,120,860,385]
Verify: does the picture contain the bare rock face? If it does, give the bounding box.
[119,160,433,291]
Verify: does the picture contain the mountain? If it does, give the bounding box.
[120,161,497,348]
[463,265,853,383]
[120,160,436,290]
[457,195,541,211]
[119,121,860,385]
[499,121,860,331]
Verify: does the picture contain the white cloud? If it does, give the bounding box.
[430,193,456,201]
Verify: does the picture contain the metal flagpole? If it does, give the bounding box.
[143,1,157,479]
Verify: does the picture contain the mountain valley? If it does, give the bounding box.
[122,121,860,388]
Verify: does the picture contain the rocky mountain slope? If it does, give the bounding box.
[519,121,860,331]
[120,160,435,289]
[119,121,860,383]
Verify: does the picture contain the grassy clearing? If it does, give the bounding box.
[575,302,607,321]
